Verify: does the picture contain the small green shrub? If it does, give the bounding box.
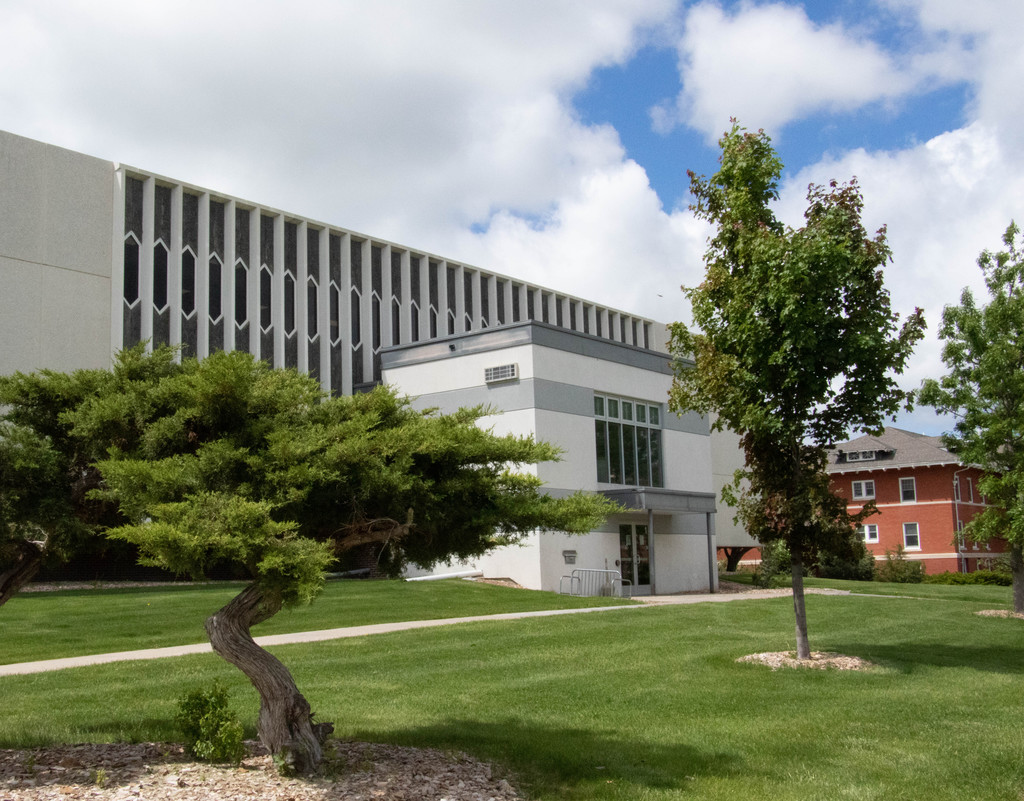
[753,542,791,588]
[818,550,876,581]
[817,534,876,581]
[923,570,1012,586]
[175,682,246,765]
[875,546,925,583]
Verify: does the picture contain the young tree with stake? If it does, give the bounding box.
[670,123,925,658]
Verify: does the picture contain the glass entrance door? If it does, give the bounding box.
[618,523,651,595]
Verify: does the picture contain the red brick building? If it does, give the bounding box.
[827,428,1004,574]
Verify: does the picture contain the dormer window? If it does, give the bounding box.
[846,450,876,462]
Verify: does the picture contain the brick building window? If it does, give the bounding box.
[852,480,875,500]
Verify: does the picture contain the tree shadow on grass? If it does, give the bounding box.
[365,718,744,797]
[831,643,1024,674]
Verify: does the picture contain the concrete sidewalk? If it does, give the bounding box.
[0,588,835,677]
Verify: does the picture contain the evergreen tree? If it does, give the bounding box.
[75,349,615,773]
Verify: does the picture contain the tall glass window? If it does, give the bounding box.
[594,393,663,487]
[122,176,144,348]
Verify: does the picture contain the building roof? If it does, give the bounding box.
[827,427,961,473]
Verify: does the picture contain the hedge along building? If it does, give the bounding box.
[0,128,731,595]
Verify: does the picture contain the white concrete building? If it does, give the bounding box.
[1,128,732,595]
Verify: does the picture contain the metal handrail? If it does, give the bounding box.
[558,568,629,598]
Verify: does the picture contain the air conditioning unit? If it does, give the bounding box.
[484,363,518,383]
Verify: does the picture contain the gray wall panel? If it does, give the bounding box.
[402,375,708,436]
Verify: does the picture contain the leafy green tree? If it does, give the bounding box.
[77,349,615,774]
[920,222,1024,613]
[0,348,180,605]
[669,123,925,658]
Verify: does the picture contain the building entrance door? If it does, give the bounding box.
[618,523,651,596]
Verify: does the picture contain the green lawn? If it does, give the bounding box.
[0,579,633,665]
[2,584,1023,800]
[725,572,1016,605]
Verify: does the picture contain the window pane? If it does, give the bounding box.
[900,478,916,502]
[637,427,650,486]
[209,257,222,320]
[284,273,295,334]
[595,395,664,487]
[308,280,318,338]
[595,420,609,483]
[260,267,272,330]
[608,422,622,484]
[182,252,196,315]
[904,523,920,549]
[153,244,168,310]
[623,425,637,484]
[650,430,663,487]
[123,239,140,303]
[853,480,875,500]
[235,264,247,325]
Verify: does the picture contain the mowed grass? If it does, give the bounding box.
[0,579,633,665]
[726,571,1017,605]
[2,585,1023,800]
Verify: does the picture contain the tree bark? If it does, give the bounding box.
[1012,544,1024,616]
[722,547,753,573]
[204,582,333,775]
[791,553,811,660]
[0,539,45,608]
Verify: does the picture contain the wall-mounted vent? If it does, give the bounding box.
[484,363,518,383]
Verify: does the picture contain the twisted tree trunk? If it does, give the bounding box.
[205,582,333,774]
[0,539,45,608]
[791,553,811,660]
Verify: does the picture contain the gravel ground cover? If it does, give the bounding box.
[0,740,524,801]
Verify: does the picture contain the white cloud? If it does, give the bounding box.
[0,0,673,241]
[451,159,711,328]
[889,0,1024,153]
[660,2,916,142]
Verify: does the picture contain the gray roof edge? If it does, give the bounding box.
[600,487,717,515]
[381,321,683,375]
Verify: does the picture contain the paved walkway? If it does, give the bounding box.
[0,587,841,677]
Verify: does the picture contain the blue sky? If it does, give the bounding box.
[2,0,1022,436]
[576,45,974,210]
[575,1,977,211]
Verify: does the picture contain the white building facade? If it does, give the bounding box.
[1,129,723,594]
